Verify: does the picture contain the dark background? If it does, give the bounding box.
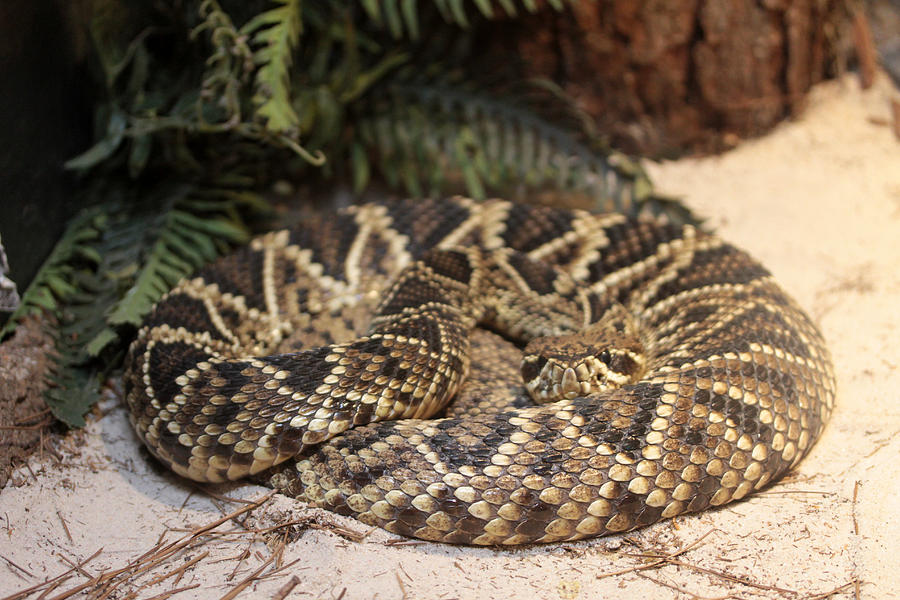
[0,1,92,307]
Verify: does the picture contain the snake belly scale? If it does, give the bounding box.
[124,197,835,545]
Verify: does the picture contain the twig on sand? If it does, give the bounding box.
[271,576,300,600]
[140,551,209,590]
[805,578,860,600]
[219,554,275,600]
[55,512,73,544]
[1,492,276,600]
[394,571,408,600]
[2,555,34,579]
[597,528,716,579]
[0,548,101,600]
[141,583,201,600]
[636,571,731,600]
[600,526,859,599]
[663,558,796,595]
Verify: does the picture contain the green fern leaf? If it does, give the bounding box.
[6,180,267,428]
[400,0,419,39]
[361,0,564,38]
[3,203,120,426]
[104,197,251,332]
[1,208,104,339]
[242,0,303,133]
[44,352,99,428]
[64,110,128,172]
[355,83,652,214]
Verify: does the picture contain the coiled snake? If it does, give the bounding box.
[124,197,835,545]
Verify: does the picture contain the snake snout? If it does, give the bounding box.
[522,353,598,403]
[523,342,648,403]
[561,367,580,398]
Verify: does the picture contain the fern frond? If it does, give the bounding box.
[45,263,122,427]
[43,344,101,428]
[1,202,120,426]
[242,0,304,133]
[194,0,255,125]
[3,181,267,426]
[353,83,654,216]
[92,186,256,355]
[1,208,106,339]
[361,0,569,39]
[104,203,248,330]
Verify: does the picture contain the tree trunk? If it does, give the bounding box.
[495,0,844,155]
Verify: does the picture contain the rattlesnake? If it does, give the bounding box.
[124,197,835,545]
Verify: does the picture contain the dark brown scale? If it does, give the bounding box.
[143,342,213,406]
[197,246,268,310]
[385,198,475,255]
[287,212,360,280]
[643,245,771,310]
[589,219,683,278]
[141,295,223,337]
[500,203,576,254]
[505,249,564,296]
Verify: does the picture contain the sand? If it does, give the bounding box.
[1,74,898,599]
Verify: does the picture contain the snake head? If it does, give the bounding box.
[521,325,646,403]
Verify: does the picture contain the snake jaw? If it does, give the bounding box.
[523,344,648,403]
[523,354,604,403]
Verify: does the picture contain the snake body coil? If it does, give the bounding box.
[124,198,835,545]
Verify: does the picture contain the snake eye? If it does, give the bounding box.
[599,349,611,364]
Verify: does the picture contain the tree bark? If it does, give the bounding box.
[496,0,843,155]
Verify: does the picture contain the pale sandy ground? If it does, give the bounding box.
[1,74,899,599]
